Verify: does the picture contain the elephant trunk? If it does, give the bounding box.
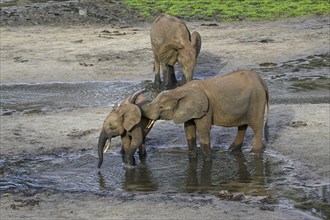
[140,103,156,120]
[130,89,147,103]
[97,130,110,168]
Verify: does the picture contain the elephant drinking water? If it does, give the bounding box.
[97,91,154,167]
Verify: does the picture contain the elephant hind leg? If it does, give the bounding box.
[250,123,264,155]
[229,125,248,151]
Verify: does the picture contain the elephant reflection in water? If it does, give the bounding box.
[98,161,158,192]
[185,153,268,196]
[186,159,213,193]
[227,153,268,196]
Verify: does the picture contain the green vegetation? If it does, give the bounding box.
[122,0,329,21]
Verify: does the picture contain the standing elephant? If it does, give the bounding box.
[151,13,202,89]
[97,91,154,168]
[140,70,269,160]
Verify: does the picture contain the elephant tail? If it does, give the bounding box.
[263,81,270,143]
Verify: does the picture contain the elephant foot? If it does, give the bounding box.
[120,148,125,155]
[188,150,197,159]
[229,143,243,152]
[201,144,212,161]
[250,148,263,156]
[203,154,212,162]
[138,150,147,160]
[123,154,136,166]
[154,74,161,86]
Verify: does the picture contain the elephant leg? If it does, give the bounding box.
[168,65,177,88]
[138,141,147,160]
[184,120,197,158]
[250,123,263,155]
[229,125,248,151]
[124,151,136,166]
[195,119,212,161]
[122,139,137,165]
[154,60,161,86]
[161,64,171,89]
[121,135,131,156]
[181,74,187,85]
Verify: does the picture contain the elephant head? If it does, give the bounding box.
[178,31,201,84]
[97,92,143,168]
[140,86,209,124]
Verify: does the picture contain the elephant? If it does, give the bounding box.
[150,13,202,89]
[97,90,154,168]
[140,70,269,161]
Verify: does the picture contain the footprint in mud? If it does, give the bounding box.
[286,120,308,128]
[66,129,96,139]
[10,199,40,210]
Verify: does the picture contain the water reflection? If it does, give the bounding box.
[97,151,268,196]
[98,160,158,192]
[186,159,212,193]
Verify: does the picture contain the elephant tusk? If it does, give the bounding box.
[146,120,155,129]
[103,143,111,153]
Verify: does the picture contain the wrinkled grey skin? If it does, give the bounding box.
[97,91,153,168]
[141,70,269,160]
[150,13,202,89]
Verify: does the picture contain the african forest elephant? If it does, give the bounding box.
[97,91,154,168]
[151,13,202,89]
[140,70,269,160]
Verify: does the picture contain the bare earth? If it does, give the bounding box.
[1,15,329,219]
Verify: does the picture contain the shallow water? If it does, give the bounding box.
[1,147,329,218]
[0,54,329,218]
[0,54,329,115]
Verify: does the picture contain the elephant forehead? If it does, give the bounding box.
[104,113,121,125]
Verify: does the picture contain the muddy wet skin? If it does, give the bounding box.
[0,55,330,219]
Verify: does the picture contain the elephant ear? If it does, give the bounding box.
[122,104,142,131]
[173,87,208,124]
[191,31,201,57]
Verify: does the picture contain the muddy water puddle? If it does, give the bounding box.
[1,147,329,217]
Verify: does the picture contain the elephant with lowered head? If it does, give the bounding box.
[97,91,154,168]
[151,13,202,89]
[140,70,269,160]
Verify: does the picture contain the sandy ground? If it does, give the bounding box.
[0,15,329,219]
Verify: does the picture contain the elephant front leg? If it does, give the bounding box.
[229,125,248,151]
[123,151,136,166]
[168,65,177,88]
[121,134,131,156]
[138,141,147,161]
[184,121,197,158]
[154,60,161,86]
[162,64,177,89]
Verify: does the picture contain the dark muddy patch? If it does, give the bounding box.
[0,0,146,26]
[256,53,330,104]
[0,147,329,218]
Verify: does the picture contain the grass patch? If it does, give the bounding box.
[122,0,329,21]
